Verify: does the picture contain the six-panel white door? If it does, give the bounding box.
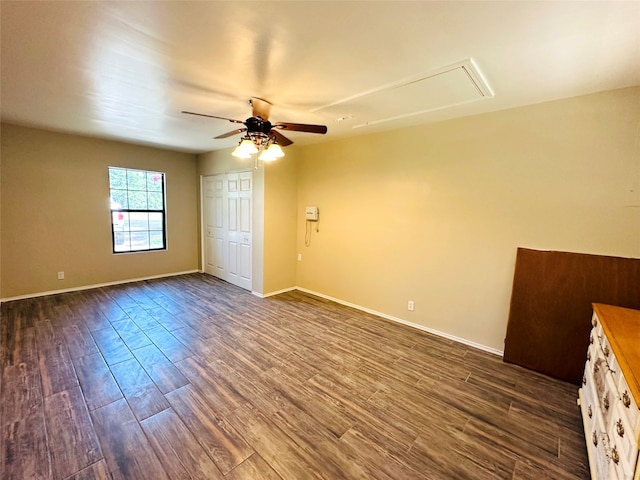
[202,172,252,291]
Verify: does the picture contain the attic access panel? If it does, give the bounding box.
[313,59,493,128]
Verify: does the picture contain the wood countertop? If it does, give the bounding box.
[593,303,640,408]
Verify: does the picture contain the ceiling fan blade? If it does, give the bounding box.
[250,97,272,121]
[214,128,247,139]
[271,130,293,146]
[273,122,327,134]
[182,111,245,124]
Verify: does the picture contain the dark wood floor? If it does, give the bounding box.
[0,273,589,479]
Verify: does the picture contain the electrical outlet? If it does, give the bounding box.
[407,300,414,311]
[297,253,302,261]
[57,271,65,280]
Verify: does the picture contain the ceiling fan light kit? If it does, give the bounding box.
[258,142,285,162]
[265,142,285,158]
[183,97,327,163]
[232,137,259,158]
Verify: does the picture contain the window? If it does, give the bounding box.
[108,167,166,253]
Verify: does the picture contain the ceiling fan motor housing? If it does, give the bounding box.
[246,116,273,146]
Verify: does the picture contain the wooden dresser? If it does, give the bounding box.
[579,304,640,480]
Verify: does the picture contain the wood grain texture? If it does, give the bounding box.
[65,460,110,480]
[109,358,170,421]
[38,343,78,397]
[593,303,640,405]
[224,453,283,480]
[1,273,589,479]
[90,399,168,480]
[165,384,254,474]
[72,353,122,411]
[0,359,42,426]
[90,326,133,366]
[109,319,152,351]
[504,248,640,384]
[1,409,51,480]
[63,324,99,359]
[43,386,102,479]
[140,408,224,479]
[131,343,189,394]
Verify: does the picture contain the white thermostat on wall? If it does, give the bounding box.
[305,205,319,221]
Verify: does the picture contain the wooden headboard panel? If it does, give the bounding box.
[503,248,640,384]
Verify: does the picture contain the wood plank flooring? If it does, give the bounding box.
[0,273,589,479]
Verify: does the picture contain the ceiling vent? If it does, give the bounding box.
[313,59,493,128]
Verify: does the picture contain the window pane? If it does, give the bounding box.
[150,231,164,249]
[130,231,150,250]
[147,172,163,191]
[128,190,148,209]
[147,191,163,210]
[109,168,127,189]
[149,212,163,230]
[120,212,131,231]
[127,170,147,190]
[112,211,126,231]
[111,190,128,209]
[114,231,130,252]
[129,212,149,231]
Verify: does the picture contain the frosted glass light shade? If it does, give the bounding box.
[232,138,258,158]
[266,143,284,158]
[258,149,277,162]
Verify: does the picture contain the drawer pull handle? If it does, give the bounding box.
[611,446,619,465]
[603,344,609,357]
[587,405,592,418]
[616,419,624,437]
[603,395,609,410]
[592,431,598,447]
[622,391,631,408]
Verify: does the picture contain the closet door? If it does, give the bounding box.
[202,175,224,278]
[225,172,252,290]
[202,172,252,290]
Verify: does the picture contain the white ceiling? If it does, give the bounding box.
[1,1,639,154]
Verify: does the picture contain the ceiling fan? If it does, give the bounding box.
[182,97,327,159]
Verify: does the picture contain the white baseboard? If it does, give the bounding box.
[294,286,504,357]
[0,269,200,303]
[253,286,297,298]
[1,274,503,357]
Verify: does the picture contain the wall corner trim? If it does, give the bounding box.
[253,286,297,298]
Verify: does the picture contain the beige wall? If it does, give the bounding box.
[1,124,199,299]
[295,87,640,352]
[263,152,298,294]
[196,149,266,294]
[196,149,298,295]
[4,86,637,355]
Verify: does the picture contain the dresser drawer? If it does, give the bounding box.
[611,403,638,470]
[609,420,636,480]
[583,360,598,431]
[592,412,619,480]
[616,373,640,435]
[592,351,620,428]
